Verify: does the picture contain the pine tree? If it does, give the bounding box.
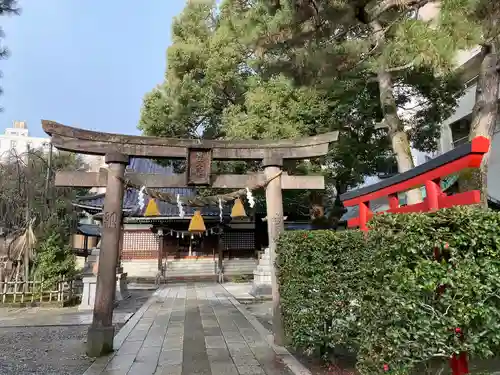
[246,0,475,203]
[139,0,395,225]
[140,0,472,220]
[0,0,20,99]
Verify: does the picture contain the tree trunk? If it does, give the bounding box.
[465,42,499,208]
[370,20,422,205]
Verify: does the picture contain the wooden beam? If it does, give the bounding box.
[43,120,338,160]
[55,171,325,190]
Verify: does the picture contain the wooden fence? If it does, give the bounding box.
[0,276,83,305]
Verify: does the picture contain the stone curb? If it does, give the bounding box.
[226,295,312,375]
[81,288,163,375]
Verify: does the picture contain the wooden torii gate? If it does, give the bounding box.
[42,120,338,356]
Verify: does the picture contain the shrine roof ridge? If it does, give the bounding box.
[42,120,339,160]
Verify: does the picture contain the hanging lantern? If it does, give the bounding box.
[231,198,247,218]
[188,210,206,232]
[144,199,160,216]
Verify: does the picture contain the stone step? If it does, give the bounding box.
[122,258,258,278]
[223,262,257,267]
[165,275,217,282]
[224,261,257,266]
[167,264,216,270]
[167,270,215,276]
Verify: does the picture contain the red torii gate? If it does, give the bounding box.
[341,136,490,230]
[340,136,491,375]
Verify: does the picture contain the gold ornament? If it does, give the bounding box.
[231,198,247,218]
[144,199,160,216]
[188,210,206,232]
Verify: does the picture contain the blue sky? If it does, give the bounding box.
[0,0,186,137]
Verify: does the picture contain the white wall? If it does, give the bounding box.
[487,133,500,201]
[0,130,50,160]
[437,55,500,200]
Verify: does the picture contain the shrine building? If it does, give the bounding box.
[72,158,271,280]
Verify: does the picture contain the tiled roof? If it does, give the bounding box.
[76,158,230,217]
[77,224,101,237]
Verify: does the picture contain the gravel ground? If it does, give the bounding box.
[0,325,92,375]
[0,287,155,375]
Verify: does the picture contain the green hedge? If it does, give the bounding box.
[277,206,500,374]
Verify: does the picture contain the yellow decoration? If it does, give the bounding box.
[144,199,160,216]
[188,210,206,232]
[231,198,247,218]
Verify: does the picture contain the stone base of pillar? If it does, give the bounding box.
[115,272,130,301]
[86,325,115,357]
[78,276,97,311]
[250,247,273,298]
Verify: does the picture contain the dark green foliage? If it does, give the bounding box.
[0,0,19,60]
[277,206,500,374]
[33,190,78,285]
[33,231,76,286]
[139,0,402,223]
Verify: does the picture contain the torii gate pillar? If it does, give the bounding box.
[263,154,285,346]
[87,152,128,357]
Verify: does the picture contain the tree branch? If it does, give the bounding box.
[369,0,431,21]
[386,61,415,72]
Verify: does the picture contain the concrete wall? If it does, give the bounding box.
[438,79,500,200]
[488,134,500,201]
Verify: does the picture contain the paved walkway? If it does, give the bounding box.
[83,283,303,375]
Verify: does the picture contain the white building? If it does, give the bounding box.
[0,121,50,160]
[411,3,500,202]
[436,49,500,203]
[0,121,105,177]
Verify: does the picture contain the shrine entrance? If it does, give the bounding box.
[42,120,338,356]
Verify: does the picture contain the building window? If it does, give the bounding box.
[10,140,17,149]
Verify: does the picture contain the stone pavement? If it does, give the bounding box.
[83,283,306,375]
